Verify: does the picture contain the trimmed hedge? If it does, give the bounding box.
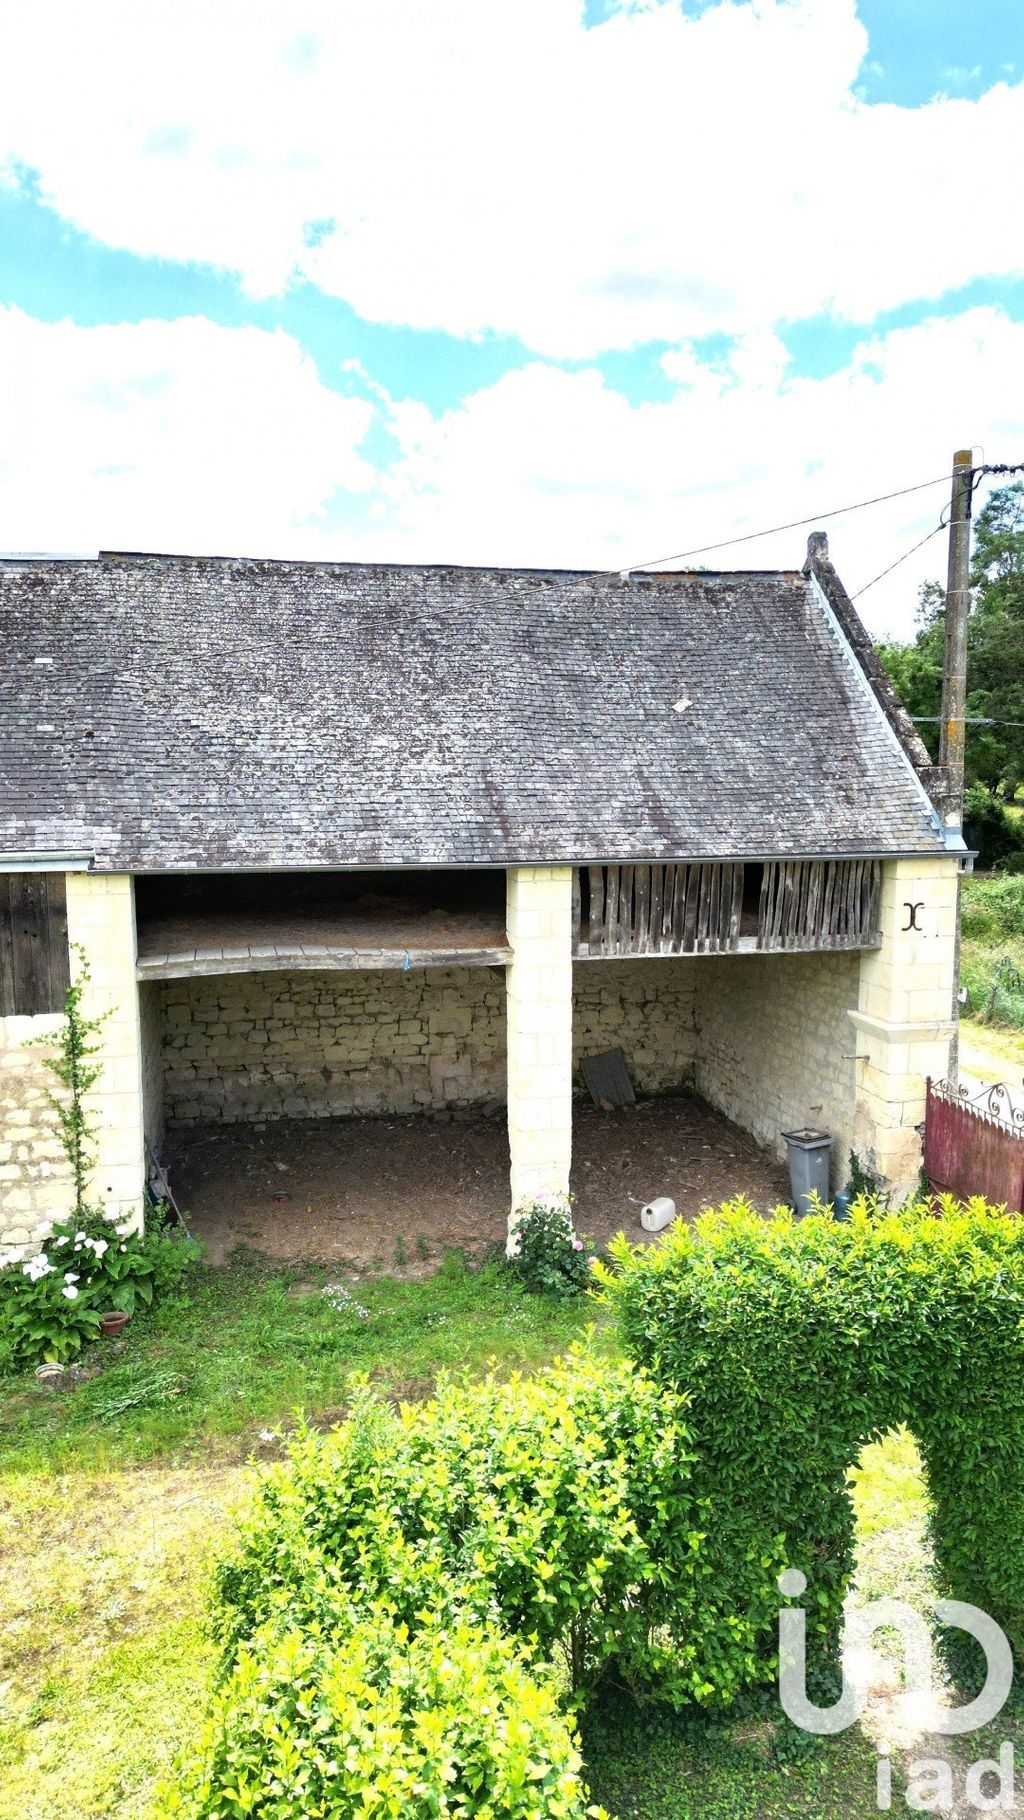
[156,1610,590,1820]
[601,1194,1024,1685]
[213,1350,749,1708]
[159,1351,737,1818]
[159,1196,1024,1817]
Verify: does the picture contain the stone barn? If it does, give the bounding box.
[0,536,963,1255]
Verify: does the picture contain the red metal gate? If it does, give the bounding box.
[924,1079,1024,1212]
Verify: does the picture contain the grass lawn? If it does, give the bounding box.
[1,1250,1020,1820]
[0,1249,602,1474]
[0,1252,602,1820]
[958,1016,1024,1084]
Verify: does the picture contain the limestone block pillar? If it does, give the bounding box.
[65,872,147,1231]
[849,856,959,1199]
[506,866,574,1239]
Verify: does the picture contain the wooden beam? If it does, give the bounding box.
[137,943,514,982]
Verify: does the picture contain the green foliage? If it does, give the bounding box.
[960,873,1024,1029]
[581,1684,885,1820]
[877,480,1024,805]
[176,1348,719,1819]
[0,1204,197,1371]
[601,1194,1024,1694]
[0,945,196,1372]
[961,871,1024,940]
[844,1150,883,1202]
[28,945,107,1218]
[154,1608,594,1820]
[214,1349,714,1707]
[964,782,1024,871]
[510,1201,597,1298]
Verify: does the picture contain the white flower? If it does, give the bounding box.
[22,1254,54,1281]
[63,1271,80,1284]
[89,1238,109,1258]
[75,1232,86,1243]
[61,1284,79,1300]
[54,1235,69,1246]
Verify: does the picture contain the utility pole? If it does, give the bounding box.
[939,449,974,822]
[940,448,974,1084]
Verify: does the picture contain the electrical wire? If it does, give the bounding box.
[850,517,948,601]
[853,461,1024,601]
[975,462,1024,480]
[621,471,953,573]
[913,718,1024,729]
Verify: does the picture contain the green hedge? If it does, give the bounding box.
[601,1195,1024,1685]
[159,1197,1024,1817]
[164,1349,728,1818]
[155,1610,590,1820]
[964,783,1024,871]
[213,1350,747,1708]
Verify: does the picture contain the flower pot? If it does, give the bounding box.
[100,1310,130,1338]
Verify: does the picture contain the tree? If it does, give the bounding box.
[877,481,1024,799]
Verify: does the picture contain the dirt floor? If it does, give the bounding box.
[164,1093,792,1267]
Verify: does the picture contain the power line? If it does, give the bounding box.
[850,518,948,601]
[914,717,1024,730]
[975,462,1024,480]
[622,471,953,573]
[853,459,1024,602]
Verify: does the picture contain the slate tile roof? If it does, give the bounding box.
[0,552,947,871]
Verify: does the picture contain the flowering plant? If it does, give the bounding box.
[509,1198,597,1299]
[0,1204,198,1372]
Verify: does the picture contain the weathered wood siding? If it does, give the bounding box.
[756,859,881,952]
[575,859,881,958]
[0,872,71,1016]
[578,863,742,957]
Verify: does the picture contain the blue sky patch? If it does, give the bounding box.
[0,177,533,416]
[855,0,1021,103]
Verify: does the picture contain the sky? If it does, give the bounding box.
[1,0,1023,640]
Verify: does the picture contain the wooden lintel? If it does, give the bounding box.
[137,945,513,982]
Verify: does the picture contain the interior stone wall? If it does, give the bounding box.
[139,979,166,1154]
[155,955,704,1126]
[162,967,508,1123]
[694,949,861,1189]
[572,958,698,1097]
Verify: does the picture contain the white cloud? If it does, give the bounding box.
[4,303,1021,643]
[363,306,1024,638]
[0,0,1021,358]
[0,309,374,555]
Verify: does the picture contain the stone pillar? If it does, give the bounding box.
[65,872,147,1231]
[506,866,574,1241]
[849,856,959,1200]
